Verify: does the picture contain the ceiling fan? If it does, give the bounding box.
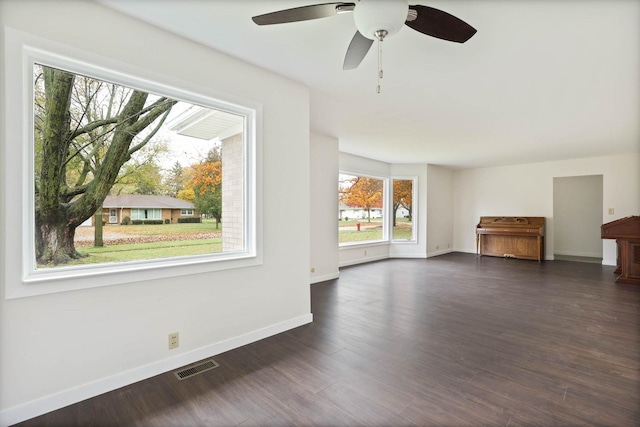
[251,0,477,74]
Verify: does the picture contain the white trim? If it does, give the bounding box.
[310,271,339,284]
[0,313,312,427]
[339,253,388,267]
[338,240,388,249]
[553,250,603,258]
[427,249,455,258]
[390,253,427,259]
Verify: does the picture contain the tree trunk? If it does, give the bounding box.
[393,204,398,227]
[35,219,83,265]
[94,207,104,247]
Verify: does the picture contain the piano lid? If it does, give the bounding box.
[477,216,545,227]
[601,216,640,239]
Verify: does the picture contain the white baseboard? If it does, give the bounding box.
[338,254,388,268]
[426,249,454,258]
[554,250,603,258]
[0,313,313,427]
[389,253,427,259]
[310,271,339,284]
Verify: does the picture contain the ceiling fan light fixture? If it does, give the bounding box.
[353,0,409,40]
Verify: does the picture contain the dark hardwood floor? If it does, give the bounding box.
[16,253,640,426]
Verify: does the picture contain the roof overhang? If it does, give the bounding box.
[167,105,243,141]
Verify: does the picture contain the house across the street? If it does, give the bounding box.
[84,195,199,225]
[338,202,383,221]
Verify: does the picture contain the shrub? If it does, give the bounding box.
[121,216,131,225]
[177,217,202,224]
[164,218,171,224]
[131,219,164,225]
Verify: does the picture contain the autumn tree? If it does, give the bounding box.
[188,147,223,228]
[392,180,413,226]
[340,176,383,223]
[34,64,177,264]
[176,187,195,202]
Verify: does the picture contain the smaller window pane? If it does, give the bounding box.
[392,179,414,241]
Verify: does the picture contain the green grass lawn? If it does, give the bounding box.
[392,224,413,240]
[70,238,222,265]
[49,218,412,267]
[339,221,413,243]
[339,228,384,243]
[37,220,223,268]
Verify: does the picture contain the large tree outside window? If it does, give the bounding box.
[34,64,176,265]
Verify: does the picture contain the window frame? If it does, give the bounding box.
[180,209,194,216]
[3,30,262,299]
[338,171,389,247]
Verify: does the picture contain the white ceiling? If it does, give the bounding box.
[100,0,639,169]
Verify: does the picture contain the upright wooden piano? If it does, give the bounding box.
[476,216,545,262]
[601,216,640,285]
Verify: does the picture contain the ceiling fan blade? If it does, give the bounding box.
[343,31,374,70]
[252,2,355,25]
[405,5,477,43]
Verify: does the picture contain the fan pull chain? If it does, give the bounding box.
[377,37,383,94]
[374,30,387,94]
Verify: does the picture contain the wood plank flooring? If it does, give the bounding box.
[16,253,640,426]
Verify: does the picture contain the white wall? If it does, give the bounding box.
[453,154,640,265]
[0,1,311,425]
[310,133,339,283]
[553,175,603,258]
[426,165,454,257]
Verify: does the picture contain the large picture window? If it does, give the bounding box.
[2,36,260,297]
[32,62,251,270]
[338,173,387,245]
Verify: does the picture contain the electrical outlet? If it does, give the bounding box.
[608,208,614,215]
[364,250,367,256]
[311,267,315,273]
[436,245,440,250]
[168,332,179,350]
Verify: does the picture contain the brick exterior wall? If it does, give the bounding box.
[221,133,244,251]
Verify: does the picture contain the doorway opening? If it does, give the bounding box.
[552,175,603,263]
